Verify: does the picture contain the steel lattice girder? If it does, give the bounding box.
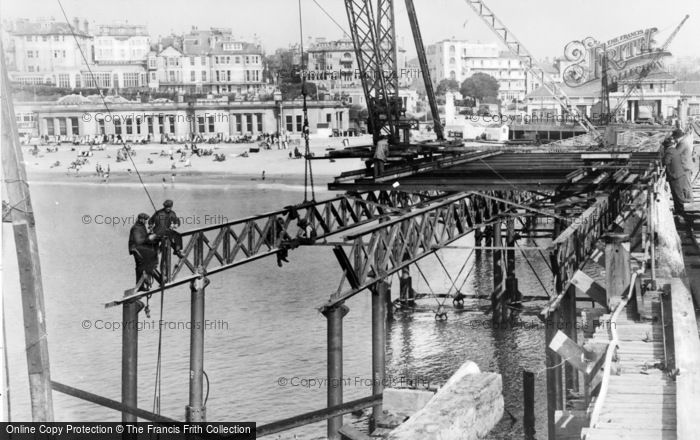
[542,185,641,318]
[319,190,534,309]
[107,190,450,307]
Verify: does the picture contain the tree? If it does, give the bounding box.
[460,73,499,103]
[436,78,460,96]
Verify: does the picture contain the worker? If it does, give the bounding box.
[295,218,316,245]
[373,136,389,177]
[149,199,184,258]
[672,128,695,179]
[128,213,160,290]
[662,137,691,215]
[266,217,291,267]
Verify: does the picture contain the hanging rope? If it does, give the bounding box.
[297,0,316,202]
[152,287,165,414]
[57,0,156,211]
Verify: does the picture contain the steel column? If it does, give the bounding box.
[370,280,389,428]
[121,300,138,423]
[322,303,349,440]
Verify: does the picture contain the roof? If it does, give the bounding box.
[11,21,90,38]
[678,81,700,96]
[57,94,91,105]
[96,24,148,37]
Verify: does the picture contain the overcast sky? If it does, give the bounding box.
[2,0,699,59]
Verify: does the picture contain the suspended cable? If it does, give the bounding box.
[298,0,316,202]
[515,241,551,298]
[56,0,156,211]
[152,287,165,414]
[310,0,351,38]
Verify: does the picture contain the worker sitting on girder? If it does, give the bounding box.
[149,199,185,258]
[662,137,691,215]
[373,135,389,178]
[129,213,161,291]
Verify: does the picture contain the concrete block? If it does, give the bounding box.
[383,388,436,419]
[388,362,503,440]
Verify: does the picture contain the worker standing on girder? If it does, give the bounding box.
[373,136,389,178]
[662,137,691,215]
[129,213,160,291]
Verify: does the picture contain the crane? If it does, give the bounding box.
[609,15,689,120]
[343,0,444,147]
[462,0,603,143]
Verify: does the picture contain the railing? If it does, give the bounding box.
[587,270,640,429]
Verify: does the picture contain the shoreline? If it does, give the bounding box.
[23,136,371,187]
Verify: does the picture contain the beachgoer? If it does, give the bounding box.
[149,200,184,258]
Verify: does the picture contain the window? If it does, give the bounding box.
[201,56,206,64]
[246,114,253,132]
[70,118,80,136]
[227,71,231,81]
[208,116,215,132]
[286,115,293,132]
[256,113,263,132]
[45,119,54,136]
[190,56,195,66]
[198,116,205,133]
[327,114,332,123]
[27,51,34,58]
[150,72,156,80]
[158,115,164,133]
[98,118,105,134]
[245,56,250,64]
[169,116,175,133]
[126,118,133,135]
[147,117,154,134]
[191,71,196,82]
[58,74,70,88]
[75,74,81,88]
[235,56,240,64]
[169,71,176,82]
[123,73,139,88]
[216,71,220,82]
[235,114,242,132]
[202,70,207,81]
[114,118,122,135]
[296,115,302,132]
[136,118,142,135]
[59,118,67,136]
[449,57,456,65]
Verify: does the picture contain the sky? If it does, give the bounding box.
[2,0,699,59]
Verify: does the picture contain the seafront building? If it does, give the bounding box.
[13,95,350,140]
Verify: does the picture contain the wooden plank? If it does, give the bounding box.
[670,278,700,440]
[571,270,608,308]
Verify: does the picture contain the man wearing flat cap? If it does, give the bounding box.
[129,212,159,290]
[149,199,184,258]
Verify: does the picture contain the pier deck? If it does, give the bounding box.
[584,310,677,440]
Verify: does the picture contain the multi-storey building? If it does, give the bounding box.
[93,23,149,63]
[7,18,92,87]
[305,37,410,89]
[7,18,150,90]
[426,39,529,102]
[150,28,264,95]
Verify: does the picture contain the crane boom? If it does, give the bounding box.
[463,0,602,142]
[405,0,444,140]
[610,15,689,118]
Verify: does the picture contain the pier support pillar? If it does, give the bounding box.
[492,221,507,322]
[604,233,630,309]
[505,217,520,303]
[121,299,139,423]
[399,267,415,308]
[322,303,349,440]
[370,280,389,430]
[186,273,208,422]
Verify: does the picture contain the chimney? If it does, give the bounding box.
[83,19,89,34]
[72,18,79,32]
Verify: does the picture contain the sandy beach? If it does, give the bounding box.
[23,135,374,187]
